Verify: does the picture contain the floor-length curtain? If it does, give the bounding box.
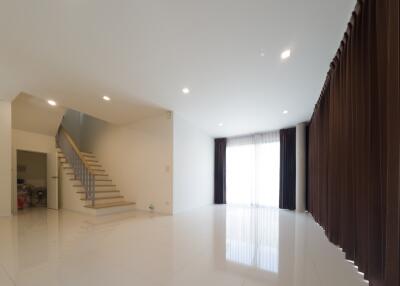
[279,128,296,210]
[308,0,399,285]
[214,138,227,204]
[226,131,280,207]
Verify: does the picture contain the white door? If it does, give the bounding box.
[47,149,59,210]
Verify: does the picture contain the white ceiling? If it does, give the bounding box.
[12,93,66,136]
[0,0,355,137]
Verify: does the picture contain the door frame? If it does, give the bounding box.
[13,148,59,214]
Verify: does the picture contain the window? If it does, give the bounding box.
[226,131,280,208]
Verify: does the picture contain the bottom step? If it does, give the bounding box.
[84,201,136,209]
[80,195,124,201]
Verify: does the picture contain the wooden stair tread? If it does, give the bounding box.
[76,190,120,194]
[73,184,116,187]
[83,154,96,158]
[66,172,108,177]
[70,179,112,182]
[84,201,136,209]
[80,195,124,201]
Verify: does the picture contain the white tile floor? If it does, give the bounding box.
[0,206,368,286]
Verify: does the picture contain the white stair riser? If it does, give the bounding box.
[64,173,110,179]
[75,188,118,193]
[82,197,125,204]
[93,180,113,186]
[76,181,112,186]
[91,168,106,172]
[74,180,113,186]
[93,173,108,177]
[78,192,120,199]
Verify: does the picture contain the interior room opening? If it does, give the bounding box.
[17,150,48,211]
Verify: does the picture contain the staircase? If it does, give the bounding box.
[56,127,135,215]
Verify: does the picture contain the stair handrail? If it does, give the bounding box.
[59,127,94,173]
[56,126,96,207]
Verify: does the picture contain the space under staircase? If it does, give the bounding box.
[56,127,135,215]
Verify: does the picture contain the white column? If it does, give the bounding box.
[0,100,12,216]
[295,122,307,212]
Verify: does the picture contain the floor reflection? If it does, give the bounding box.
[0,206,369,286]
[226,206,279,273]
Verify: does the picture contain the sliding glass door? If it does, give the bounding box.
[226,132,280,207]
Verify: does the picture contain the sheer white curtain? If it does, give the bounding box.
[226,131,280,207]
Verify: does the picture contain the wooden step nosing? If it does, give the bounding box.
[84,202,136,209]
[70,179,112,182]
[73,184,116,187]
[76,190,120,194]
[80,196,124,201]
[66,172,108,177]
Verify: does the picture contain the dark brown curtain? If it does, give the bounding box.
[308,0,399,285]
[279,128,296,210]
[214,138,227,204]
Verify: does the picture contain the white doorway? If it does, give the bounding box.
[226,132,280,208]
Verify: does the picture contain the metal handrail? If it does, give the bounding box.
[56,127,96,206]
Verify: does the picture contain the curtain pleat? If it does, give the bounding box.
[214,138,227,204]
[384,0,399,283]
[308,0,399,285]
[279,128,296,210]
[227,131,279,147]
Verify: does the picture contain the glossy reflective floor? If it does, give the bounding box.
[0,206,368,286]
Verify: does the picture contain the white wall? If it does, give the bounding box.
[12,129,57,213]
[172,115,214,214]
[80,113,174,214]
[0,100,12,216]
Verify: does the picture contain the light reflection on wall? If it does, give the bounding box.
[226,207,279,273]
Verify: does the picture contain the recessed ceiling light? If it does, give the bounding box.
[182,87,190,94]
[218,122,224,127]
[281,49,291,60]
[260,51,265,57]
[283,110,289,114]
[102,95,111,101]
[47,100,57,106]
